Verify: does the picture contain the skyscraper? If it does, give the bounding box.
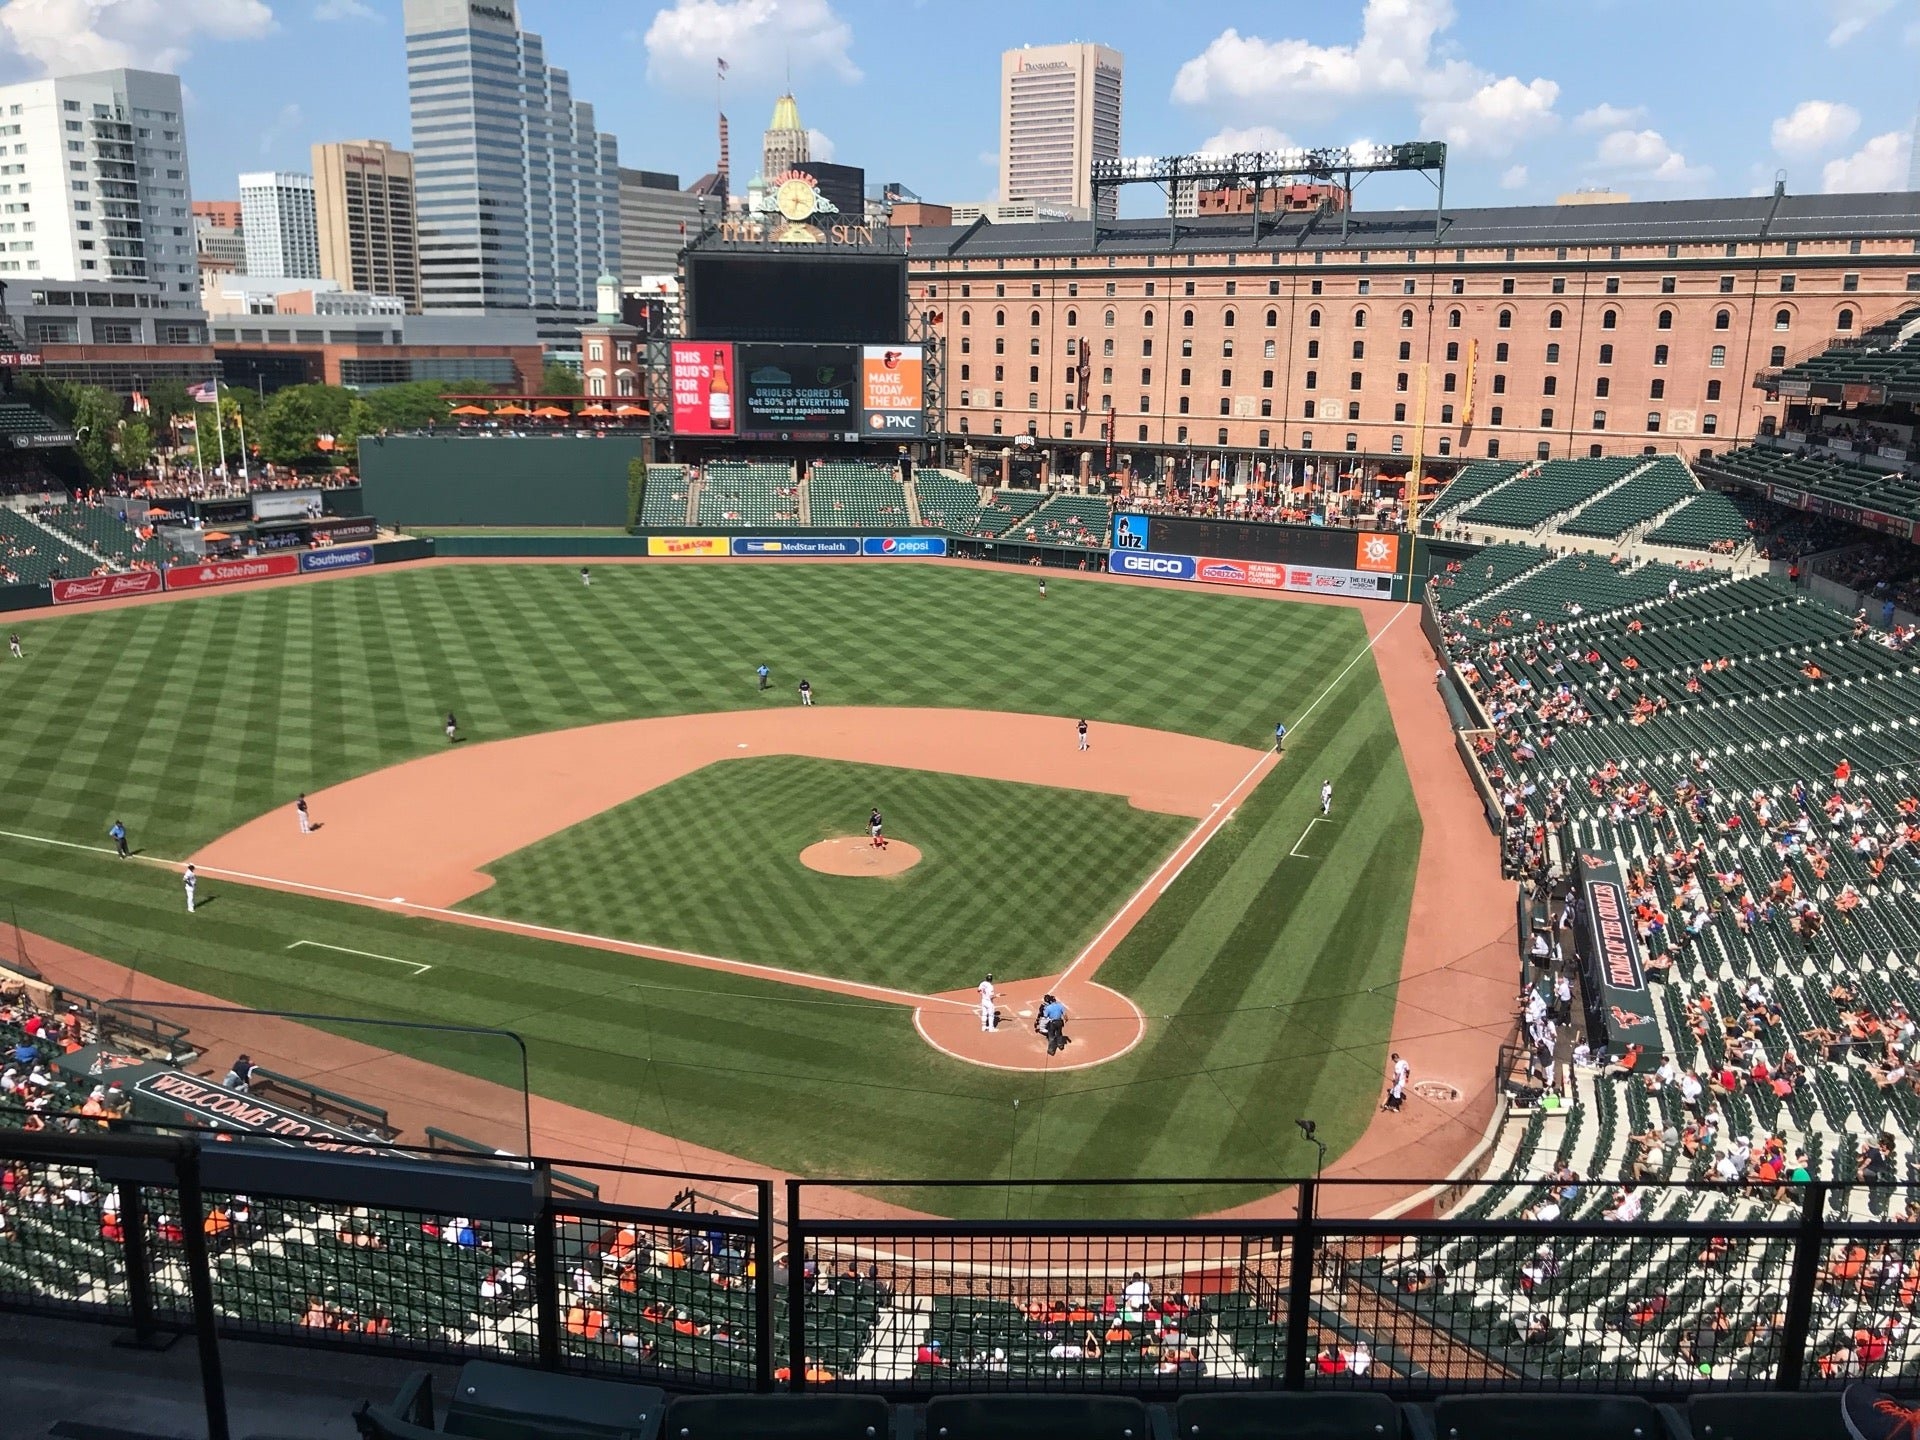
[617,169,702,278]
[239,172,321,280]
[999,43,1123,222]
[0,68,195,294]
[762,94,809,181]
[403,0,619,341]
[313,140,422,312]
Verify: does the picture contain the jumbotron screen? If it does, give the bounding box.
[670,342,924,440]
[685,252,906,344]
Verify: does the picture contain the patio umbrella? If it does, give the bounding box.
[613,403,644,414]
[493,404,531,417]
[579,404,612,416]
[145,506,169,517]
[448,404,488,417]
[532,405,570,418]
[202,531,231,542]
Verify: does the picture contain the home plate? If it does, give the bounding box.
[737,743,749,748]
[1017,1008,1033,1018]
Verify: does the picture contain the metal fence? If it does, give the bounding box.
[6,1130,1920,1409]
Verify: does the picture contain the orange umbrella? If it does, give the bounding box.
[579,404,612,416]
[493,403,531,417]
[145,506,169,517]
[532,405,570,418]
[202,531,231,542]
[613,403,643,415]
[448,404,488,417]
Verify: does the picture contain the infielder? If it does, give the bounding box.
[297,793,313,834]
[1077,719,1090,752]
[183,864,197,914]
[798,679,814,706]
[978,973,997,1032]
[1321,780,1334,816]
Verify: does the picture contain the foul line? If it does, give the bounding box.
[286,940,431,976]
[0,827,967,1014]
[1052,603,1407,992]
[1290,817,1331,859]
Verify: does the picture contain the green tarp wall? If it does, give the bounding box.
[357,435,648,527]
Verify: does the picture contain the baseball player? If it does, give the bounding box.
[869,808,887,850]
[445,711,459,744]
[1321,780,1334,816]
[798,679,814,706]
[1077,719,1090,752]
[757,663,770,692]
[1038,578,1048,600]
[7,632,21,659]
[183,864,197,914]
[978,973,997,1032]
[1274,721,1287,753]
[296,793,313,834]
[108,819,128,859]
[580,566,591,588]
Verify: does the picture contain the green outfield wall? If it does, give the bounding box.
[357,436,650,528]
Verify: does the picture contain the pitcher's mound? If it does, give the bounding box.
[800,837,922,877]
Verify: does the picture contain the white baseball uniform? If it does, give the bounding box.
[978,978,997,1032]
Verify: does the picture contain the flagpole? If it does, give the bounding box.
[192,415,205,484]
[234,390,251,488]
[211,384,229,484]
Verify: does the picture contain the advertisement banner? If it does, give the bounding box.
[300,545,374,573]
[309,517,378,544]
[1194,556,1393,598]
[859,345,924,437]
[646,535,730,557]
[1109,550,1196,580]
[50,570,164,604]
[1354,532,1401,573]
[730,536,860,556]
[669,342,737,436]
[163,553,301,591]
[251,489,322,522]
[1575,850,1662,1060]
[1110,514,1151,551]
[1776,379,1813,397]
[862,535,948,556]
[737,344,858,439]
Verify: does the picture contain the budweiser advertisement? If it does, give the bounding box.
[50,570,165,605]
[164,553,300,591]
[669,341,736,436]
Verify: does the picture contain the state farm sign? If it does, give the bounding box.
[163,553,300,591]
[50,570,165,604]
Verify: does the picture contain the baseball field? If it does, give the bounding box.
[0,560,1420,1215]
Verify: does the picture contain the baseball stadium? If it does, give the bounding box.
[4,175,1920,1440]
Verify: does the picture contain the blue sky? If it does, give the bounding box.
[0,0,1914,215]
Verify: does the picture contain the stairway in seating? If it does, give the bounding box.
[681,477,702,526]
[18,507,109,568]
[902,478,924,527]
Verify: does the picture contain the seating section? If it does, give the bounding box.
[914,470,984,534]
[694,462,797,527]
[807,463,907,528]
[1460,457,1643,531]
[1560,458,1698,539]
[1427,543,1552,612]
[1428,460,1527,519]
[995,494,1112,549]
[970,490,1044,539]
[0,508,97,584]
[1458,555,1713,623]
[32,503,179,569]
[1771,304,1920,395]
[0,398,59,438]
[640,465,692,527]
[1643,491,1765,551]
[1703,444,1920,522]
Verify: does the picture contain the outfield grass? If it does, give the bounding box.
[468,757,1190,993]
[0,563,1418,1213]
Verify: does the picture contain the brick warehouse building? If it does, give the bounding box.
[902,190,1920,476]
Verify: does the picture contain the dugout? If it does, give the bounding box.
[358,435,651,527]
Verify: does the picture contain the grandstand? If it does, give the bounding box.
[911,469,984,534]
[1765,305,1920,398]
[0,507,97,584]
[1559,459,1699,541]
[807,462,909,528]
[693,461,799,527]
[1459,457,1644,532]
[995,493,1112,549]
[1702,444,1920,524]
[1643,491,1765,551]
[639,464,693,527]
[32,502,181,570]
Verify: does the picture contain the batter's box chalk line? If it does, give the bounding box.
[286,940,432,976]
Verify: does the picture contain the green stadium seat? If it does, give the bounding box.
[923,1394,1150,1440]
[355,1362,664,1440]
[1174,1390,1407,1438]
[1429,1394,1682,1439]
[1684,1391,1852,1440]
[661,1394,890,1439]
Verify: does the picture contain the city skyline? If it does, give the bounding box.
[0,0,1910,230]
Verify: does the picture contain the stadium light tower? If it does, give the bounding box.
[1089,141,1448,246]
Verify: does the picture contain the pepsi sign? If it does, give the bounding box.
[862,536,948,556]
[1110,550,1196,580]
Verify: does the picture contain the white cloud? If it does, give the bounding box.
[805,127,834,163]
[1821,129,1913,192]
[1770,100,1860,154]
[1171,0,1558,155]
[314,0,379,20]
[1827,0,1893,45]
[645,0,859,89]
[1591,128,1711,184]
[1198,124,1294,154]
[1500,164,1528,190]
[0,0,273,77]
[1574,102,1646,133]
[1420,76,1558,157]
[258,101,302,157]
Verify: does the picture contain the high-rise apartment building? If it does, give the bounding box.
[616,168,701,278]
[999,43,1123,222]
[762,94,809,180]
[313,140,422,312]
[0,68,195,294]
[239,171,321,280]
[403,0,620,341]
[192,199,246,278]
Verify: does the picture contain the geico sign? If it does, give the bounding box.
[1130,557,1188,573]
[1112,551,1194,578]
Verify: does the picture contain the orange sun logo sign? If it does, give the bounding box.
[1355,534,1400,573]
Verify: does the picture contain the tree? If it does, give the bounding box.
[258,386,321,466]
[143,377,191,428]
[67,384,123,482]
[114,418,154,473]
[541,362,582,396]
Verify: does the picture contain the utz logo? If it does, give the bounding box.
[1610,1005,1654,1031]
[1199,561,1247,582]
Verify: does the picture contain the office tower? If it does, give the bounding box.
[193,199,246,278]
[616,168,702,277]
[239,172,321,280]
[313,140,422,312]
[1000,43,1123,221]
[762,93,809,179]
[0,68,195,294]
[403,0,620,341]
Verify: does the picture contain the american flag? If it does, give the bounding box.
[716,57,729,78]
[187,380,218,404]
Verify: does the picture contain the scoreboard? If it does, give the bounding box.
[1108,512,1404,601]
[670,342,924,441]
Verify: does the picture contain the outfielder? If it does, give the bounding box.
[183,864,197,914]
[1321,780,1334,816]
